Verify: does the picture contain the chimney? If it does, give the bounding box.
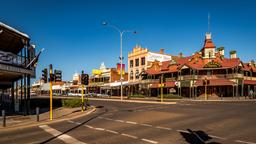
[159,48,164,54]
[217,47,225,57]
[179,52,183,58]
[230,50,237,59]
[250,60,255,67]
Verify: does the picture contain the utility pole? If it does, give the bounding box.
[49,64,53,120]
[81,70,85,112]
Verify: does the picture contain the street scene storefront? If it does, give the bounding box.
[0,22,38,113]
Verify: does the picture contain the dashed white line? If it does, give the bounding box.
[115,119,125,123]
[140,123,153,127]
[84,125,94,129]
[39,125,86,144]
[141,138,158,144]
[176,129,189,133]
[235,140,256,144]
[156,126,172,130]
[106,129,119,134]
[121,133,138,139]
[209,135,226,140]
[126,121,137,124]
[98,116,103,119]
[68,120,81,125]
[105,118,113,121]
[94,127,105,131]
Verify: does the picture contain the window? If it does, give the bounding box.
[130,70,134,80]
[141,57,145,65]
[135,59,139,67]
[135,69,139,79]
[130,60,133,68]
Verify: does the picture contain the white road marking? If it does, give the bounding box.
[140,123,153,127]
[176,129,189,133]
[115,119,125,123]
[94,127,105,131]
[68,120,81,125]
[209,135,226,140]
[39,125,86,144]
[105,118,113,121]
[126,121,137,124]
[106,129,119,134]
[84,125,94,129]
[235,140,256,144]
[156,126,172,130]
[141,138,158,144]
[98,116,103,119]
[121,133,138,139]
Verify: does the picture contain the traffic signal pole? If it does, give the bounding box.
[81,84,84,112]
[49,64,53,120]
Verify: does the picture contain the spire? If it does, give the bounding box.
[208,13,211,34]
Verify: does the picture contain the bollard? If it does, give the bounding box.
[2,110,6,127]
[36,107,40,122]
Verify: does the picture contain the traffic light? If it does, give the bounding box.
[81,71,89,85]
[42,68,48,83]
[54,70,62,82]
[49,73,55,82]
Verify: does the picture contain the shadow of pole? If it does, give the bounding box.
[180,129,221,144]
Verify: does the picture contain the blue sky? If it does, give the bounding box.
[1,0,256,81]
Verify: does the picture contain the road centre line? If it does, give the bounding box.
[140,123,153,127]
[67,120,158,144]
[106,129,119,134]
[126,121,138,124]
[209,135,226,140]
[235,140,256,144]
[39,125,86,144]
[121,133,138,139]
[115,119,124,122]
[155,126,172,130]
[141,138,158,144]
[176,129,190,133]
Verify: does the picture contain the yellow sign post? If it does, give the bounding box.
[81,84,84,112]
[160,74,164,102]
[49,64,53,120]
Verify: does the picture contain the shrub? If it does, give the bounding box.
[157,94,182,99]
[62,99,83,108]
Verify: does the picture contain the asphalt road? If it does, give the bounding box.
[0,100,255,144]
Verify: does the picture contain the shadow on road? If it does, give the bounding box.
[180,129,221,144]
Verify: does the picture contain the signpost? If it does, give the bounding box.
[49,64,53,120]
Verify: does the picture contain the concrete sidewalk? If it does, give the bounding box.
[0,106,96,131]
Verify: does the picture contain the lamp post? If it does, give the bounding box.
[102,21,136,101]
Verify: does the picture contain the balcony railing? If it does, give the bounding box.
[179,74,245,80]
[0,50,29,68]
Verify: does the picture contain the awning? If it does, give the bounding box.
[195,79,235,86]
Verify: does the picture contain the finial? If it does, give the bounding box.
[208,13,211,34]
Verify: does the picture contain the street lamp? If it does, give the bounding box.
[102,21,137,101]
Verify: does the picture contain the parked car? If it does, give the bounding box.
[96,93,110,98]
